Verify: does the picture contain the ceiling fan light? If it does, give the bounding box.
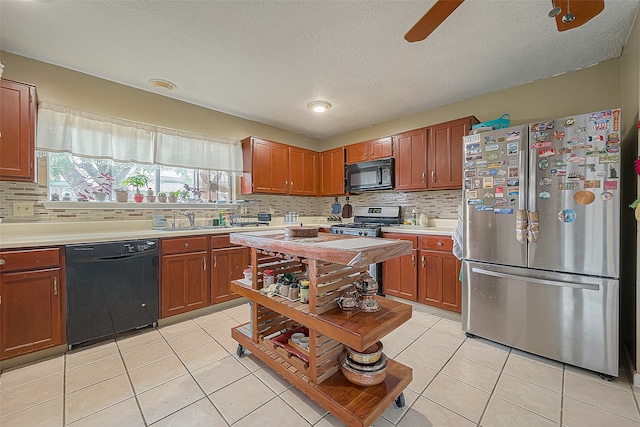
[308,101,331,113]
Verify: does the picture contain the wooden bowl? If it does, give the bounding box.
[340,352,387,386]
[345,341,383,364]
[284,226,318,238]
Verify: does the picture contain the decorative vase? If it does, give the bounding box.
[115,190,128,202]
[134,193,144,203]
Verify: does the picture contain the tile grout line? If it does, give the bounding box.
[474,347,512,427]
[116,339,150,427]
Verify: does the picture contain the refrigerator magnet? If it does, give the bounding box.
[601,192,614,201]
[507,178,519,186]
[483,177,494,188]
[507,143,518,155]
[494,178,506,185]
[539,148,555,157]
[486,153,499,161]
[558,209,577,223]
[485,144,499,152]
[538,159,549,170]
[484,136,496,144]
[494,208,514,215]
[539,191,551,199]
[552,130,566,141]
[584,180,601,189]
[604,181,618,190]
[506,131,520,141]
[539,177,552,186]
[495,187,504,197]
[574,191,596,206]
[564,118,576,127]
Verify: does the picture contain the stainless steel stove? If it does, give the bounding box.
[329,206,401,237]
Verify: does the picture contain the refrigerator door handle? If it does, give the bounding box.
[518,148,526,209]
[471,268,600,291]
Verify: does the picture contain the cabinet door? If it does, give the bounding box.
[370,137,393,160]
[319,147,345,196]
[428,116,478,190]
[289,147,318,196]
[252,138,289,194]
[345,141,370,164]
[211,246,249,304]
[0,268,63,359]
[383,249,417,301]
[160,252,208,318]
[0,79,36,182]
[418,250,462,313]
[393,129,427,191]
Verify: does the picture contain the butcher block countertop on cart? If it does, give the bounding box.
[229,230,413,427]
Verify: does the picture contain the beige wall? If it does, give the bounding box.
[321,59,622,150]
[0,51,321,150]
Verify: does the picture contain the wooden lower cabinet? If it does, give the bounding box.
[417,235,462,312]
[211,246,249,304]
[383,233,462,312]
[0,247,65,360]
[160,237,208,318]
[382,233,417,301]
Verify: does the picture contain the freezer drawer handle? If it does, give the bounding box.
[471,268,600,291]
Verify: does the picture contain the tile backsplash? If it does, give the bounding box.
[0,181,461,223]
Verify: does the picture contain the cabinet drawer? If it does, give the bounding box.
[381,233,418,248]
[419,235,453,251]
[0,248,61,272]
[162,237,208,255]
[210,234,234,249]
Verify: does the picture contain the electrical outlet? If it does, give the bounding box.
[13,202,34,217]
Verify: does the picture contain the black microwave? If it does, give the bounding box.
[345,158,394,192]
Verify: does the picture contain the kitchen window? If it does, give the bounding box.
[36,103,242,203]
[43,152,235,202]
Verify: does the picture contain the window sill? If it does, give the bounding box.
[42,201,239,210]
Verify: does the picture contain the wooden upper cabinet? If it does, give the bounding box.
[289,147,318,196]
[428,116,479,190]
[0,79,37,182]
[393,128,427,191]
[319,147,345,196]
[345,137,392,164]
[241,137,289,194]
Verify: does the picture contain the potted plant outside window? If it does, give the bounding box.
[168,190,179,203]
[121,174,149,203]
[157,192,167,203]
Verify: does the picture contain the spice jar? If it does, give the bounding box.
[288,282,299,300]
[263,269,275,286]
[299,280,310,304]
[243,267,252,281]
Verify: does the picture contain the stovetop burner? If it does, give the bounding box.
[329,206,401,237]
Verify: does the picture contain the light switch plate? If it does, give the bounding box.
[13,202,34,217]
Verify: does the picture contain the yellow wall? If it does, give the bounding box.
[321,59,623,149]
[0,51,321,151]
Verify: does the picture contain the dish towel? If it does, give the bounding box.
[452,205,463,261]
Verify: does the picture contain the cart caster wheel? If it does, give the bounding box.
[465,332,476,338]
[236,344,245,357]
[395,393,405,408]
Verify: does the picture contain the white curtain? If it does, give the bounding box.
[37,103,243,172]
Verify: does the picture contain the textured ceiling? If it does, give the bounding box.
[1,1,638,139]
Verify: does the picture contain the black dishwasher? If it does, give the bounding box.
[66,239,159,348]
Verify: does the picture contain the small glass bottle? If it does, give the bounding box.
[263,269,275,286]
[411,210,417,225]
[299,280,310,304]
[288,282,299,300]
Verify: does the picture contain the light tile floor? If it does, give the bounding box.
[1,300,639,426]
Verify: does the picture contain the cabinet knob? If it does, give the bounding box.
[184,243,189,247]
[437,241,443,246]
[0,259,5,265]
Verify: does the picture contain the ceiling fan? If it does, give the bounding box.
[404,0,605,43]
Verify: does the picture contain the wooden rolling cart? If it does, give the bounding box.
[229,230,414,427]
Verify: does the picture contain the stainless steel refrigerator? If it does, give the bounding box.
[462,109,622,377]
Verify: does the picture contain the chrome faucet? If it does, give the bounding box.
[183,211,196,228]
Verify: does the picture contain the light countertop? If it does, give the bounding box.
[0,217,455,250]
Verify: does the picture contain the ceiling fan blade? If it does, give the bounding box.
[404,0,465,43]
[554,0,604,31]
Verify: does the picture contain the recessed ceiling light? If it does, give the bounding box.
[148,79,176,90]
[307,101,331,113]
